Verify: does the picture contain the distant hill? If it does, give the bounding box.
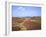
[12,16,41,19]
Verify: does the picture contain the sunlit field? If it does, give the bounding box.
[12,16,41,31]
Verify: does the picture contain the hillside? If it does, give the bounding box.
[12,16,41,31]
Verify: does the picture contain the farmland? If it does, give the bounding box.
[12,16,41,31]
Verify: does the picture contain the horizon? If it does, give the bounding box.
[12,16,41,18]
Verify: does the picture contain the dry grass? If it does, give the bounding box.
[12,16,41,31]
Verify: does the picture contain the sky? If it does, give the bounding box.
[12,6,41,17]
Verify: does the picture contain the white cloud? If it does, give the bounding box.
[17,7,25,11]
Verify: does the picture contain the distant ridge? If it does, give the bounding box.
[12,16,41,18]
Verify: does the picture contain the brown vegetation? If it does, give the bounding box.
[12,16,41,31]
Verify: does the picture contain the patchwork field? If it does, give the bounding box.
[12,16,41,31]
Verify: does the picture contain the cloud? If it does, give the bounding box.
[17,7,25,11]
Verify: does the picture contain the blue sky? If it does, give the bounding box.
[12,6,41,17]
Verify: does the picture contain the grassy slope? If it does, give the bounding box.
[12,16,41,31]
